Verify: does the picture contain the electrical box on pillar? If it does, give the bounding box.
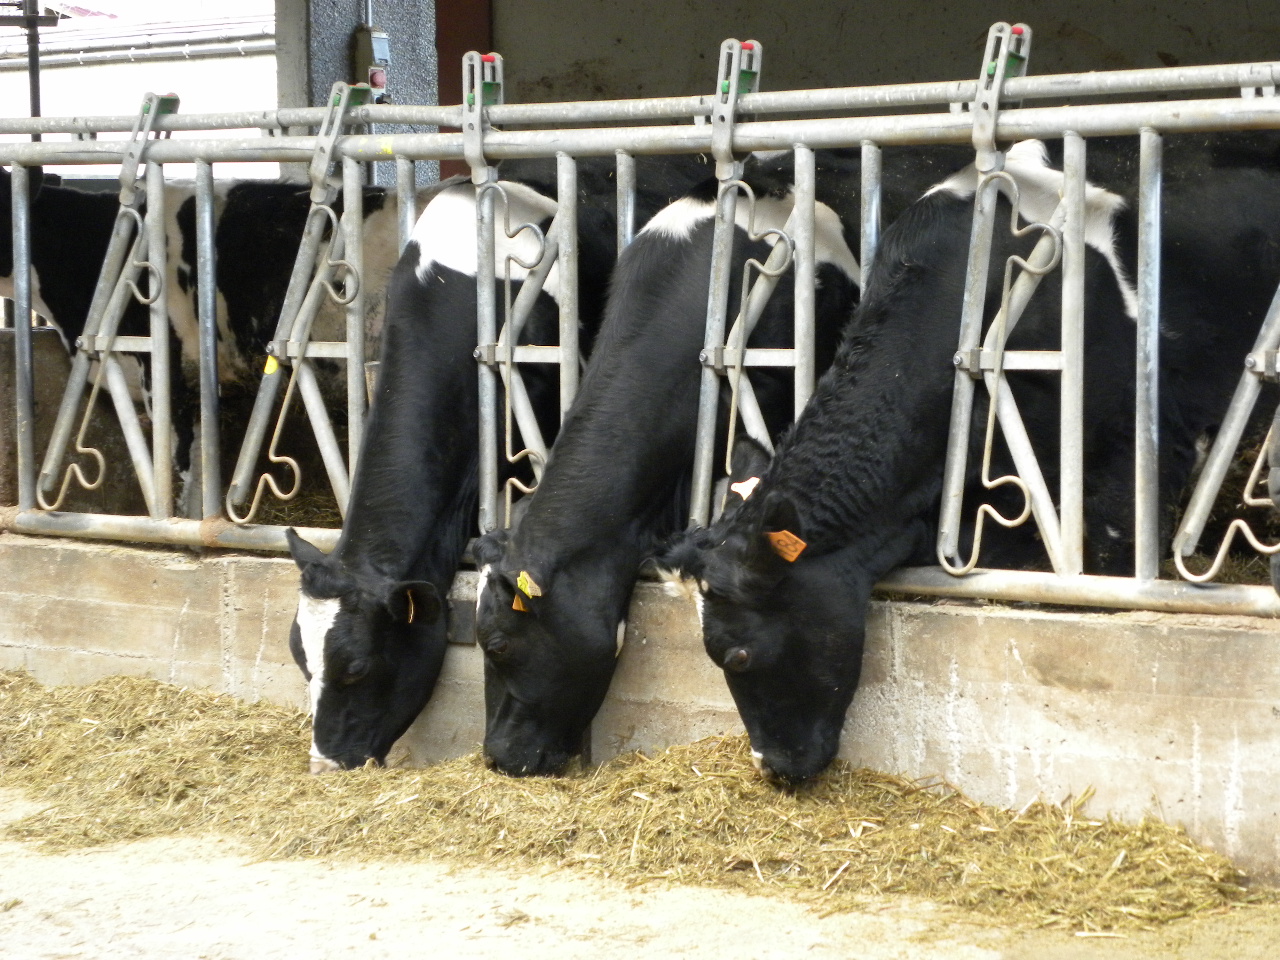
[353,1,391,103]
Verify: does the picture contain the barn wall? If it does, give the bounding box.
[492,0,1279,102]
[2,532,1278,882]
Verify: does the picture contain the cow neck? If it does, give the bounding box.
[504,235,715,576]
[743,192,973,576]
[330,261,478,586]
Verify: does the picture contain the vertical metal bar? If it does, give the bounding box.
[938,177,1001,561]
[792,144,816,415]
[342,156,367,476]
[1135,128,1163,580]
[24,2,41,143]
[193,161,221,519]
[690,181,740,527]
[1059,132,1086,575]
[556,153,580,418]
[10,165,36,512]
[476,177,499,533]
[860,140,882,290]
[615,149,636,255]
[396,156,416,252]
[145,161,172,519]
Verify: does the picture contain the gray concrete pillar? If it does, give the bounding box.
[274,0,439,186]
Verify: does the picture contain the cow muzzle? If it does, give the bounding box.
[309,756,342,774]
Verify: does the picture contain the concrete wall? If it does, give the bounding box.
[1,532,1277,880]
[492,0,1280,102]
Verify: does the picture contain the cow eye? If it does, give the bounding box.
[341,658,371,684]
[723,647,752,673]
[485,636,511,661]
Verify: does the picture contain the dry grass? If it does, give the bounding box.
[0,671,1270,933]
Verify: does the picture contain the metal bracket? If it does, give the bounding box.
[463,51,503,185]
[307,81,372,204]
[711,38,762,180]
[1242,83,1277,99]
[1244,348,1280,381]
[118,92,179,206]
[970,22,1032,175]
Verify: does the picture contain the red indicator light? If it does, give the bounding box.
[369,68,387,88]
[741,41,755,50]
[481,53,496,62]
[1011,25,1024,35]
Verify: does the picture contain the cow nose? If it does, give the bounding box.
[310,757,342,774]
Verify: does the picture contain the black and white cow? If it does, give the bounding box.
[661,136,1280,784]
[0,167,414,511]
[284,157,713,772]
[471,151,924,777]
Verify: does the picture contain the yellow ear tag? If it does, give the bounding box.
[766,529,807,562]
[264,355,279,375]
[512,593,529,612]
[406,591,415,624]
[516,570,542,597]
[730,476,761,500]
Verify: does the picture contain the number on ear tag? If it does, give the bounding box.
[765,529,807,562]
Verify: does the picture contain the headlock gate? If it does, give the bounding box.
[4,22,1280,617]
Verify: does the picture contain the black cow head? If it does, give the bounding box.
[472,530,624,777]
[286,529,445,772]
[662,490,871,785]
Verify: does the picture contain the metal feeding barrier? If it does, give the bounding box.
[4,23,1280,615]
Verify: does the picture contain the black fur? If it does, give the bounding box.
[662,135,1280,784]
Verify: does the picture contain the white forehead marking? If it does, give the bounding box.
[730,476,761,500]
[926,139,1137,319]
[615,620,626,658]
[412,180,561,302]
[296,593,340,718]
[476,564,491,616]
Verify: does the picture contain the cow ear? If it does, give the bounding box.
[746,491,808,567]
[473,528,511,566]
[285,527,330,571]
[388,580,441,626]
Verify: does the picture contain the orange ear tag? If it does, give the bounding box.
[765,529,807,562]
[512,593,529,612]
[730,476,761,500]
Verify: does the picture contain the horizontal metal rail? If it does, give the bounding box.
[877,566,1280,619]
[0,59,1274,136]
[0,507,338,553]
[2,96,1277,167]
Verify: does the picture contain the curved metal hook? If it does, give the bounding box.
[225,367,303,525]
[1173,424,1280,582]
[938,171,1061,576]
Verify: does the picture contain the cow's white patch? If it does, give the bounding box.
[297,592,340,770]
[731,476,761,500]
[476,563,491,615]
[412,180,561,302]
[640,195,716,242]
[749,749,764,772]
[657,566,700,601]
[295,593,340,715]
[615,620,626,658]
[640,191,860,284]
[693,590,705,628]
[927,139,1138,319]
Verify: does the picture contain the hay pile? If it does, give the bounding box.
[0,671,1268,932]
